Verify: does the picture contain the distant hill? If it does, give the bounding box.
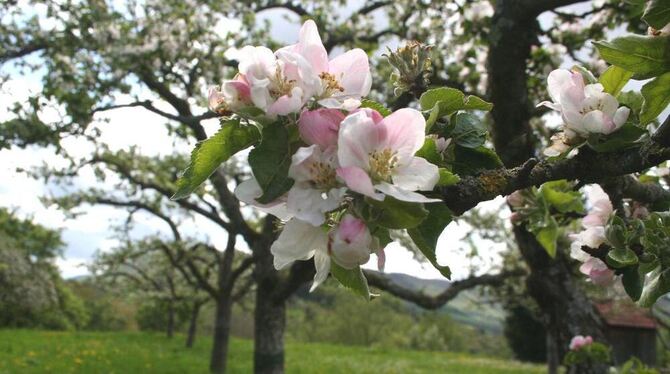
[382,272,506,334]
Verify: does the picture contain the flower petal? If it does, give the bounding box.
[271,218,327,270]
[336,166,384,200]
[375,182,441,203]
[392,156,440,191]
[337,111,380,169]
[234,178,292,220]
[328,48,372,98]
[379,108,426,163]
[310,250,331,292]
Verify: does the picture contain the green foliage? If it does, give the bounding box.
[437,169,461,186]
[562,342,611,367]
[593,35,670,79]
[359,99,391,117]
[172,119,260,200]
[248,123,296,204]
[136,299,190,332]
[586,123,647,152]
[598,65,633,96]
[407,204,453,279]
[452,145,504,176]
[640,72,670,125]
[642,0,670,29]
[364,196,429,230]
[419,87,492,130]
[329,263,371,300]
[448,113,488,149]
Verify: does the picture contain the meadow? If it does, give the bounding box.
[0,330,544,374]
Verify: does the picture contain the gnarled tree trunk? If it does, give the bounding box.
[253,218,286,374]
[186,300,203,348]
[209,292,234,374]
[488,1,607,373]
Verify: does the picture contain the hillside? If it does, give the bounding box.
[384,272,506,333]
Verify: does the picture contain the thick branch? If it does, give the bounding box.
[439,140,670,215]
[364,269,525,310]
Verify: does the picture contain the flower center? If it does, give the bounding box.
[269,66,296,99]
[369,149,398,182]
[309,161,337,190]
[579,99,605,115]
[319,72,344,97]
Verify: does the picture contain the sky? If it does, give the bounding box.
[3,0,659,282]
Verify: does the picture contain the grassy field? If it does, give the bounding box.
[0,330,544,374]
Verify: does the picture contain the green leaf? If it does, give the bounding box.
[638,267,670,307]
[606,247,639,268]
[452,145,504,176]
[248,123,295,204]
[586,123,647,152]
[540,180,585,214]
[593,35,670,79]
[407,204,453,279]
[451,113,487,149]
[437,169,460,186]
[640,72,670,125]
[415,138,442,165]
[330,263,371,300]
[365,196,429,229]
[420,87,492,130]
[172,119,260,200]
[599,65,633,96]
[535,217,559,258]
[359,99,391,117]
[622,266,644,301]
[420,87,465,114]
[572,65,598,84]
[643,0,670,29]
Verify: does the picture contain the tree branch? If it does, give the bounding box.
[364,269,525,310]
[439,140,670,215]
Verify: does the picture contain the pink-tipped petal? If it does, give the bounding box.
[298,108,345,148]
[336,166,383,200]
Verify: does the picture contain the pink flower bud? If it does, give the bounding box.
[329,214,372,269]
[298,108,345,149]
[209,75,251,113]
[507,190,525,208]
[569,335,593,351]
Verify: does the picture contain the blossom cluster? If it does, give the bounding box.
[569,187,615,286]
[538,68,631,157]
[569,335,593,351]
[212,21,440,290]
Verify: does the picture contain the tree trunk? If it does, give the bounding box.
[487,2,607,372]
[515,226,608,374]
[209,293,233,374]
[166,297,175,339]
[253,218,285,374]
[185,301,202,348]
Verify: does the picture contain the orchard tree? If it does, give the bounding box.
[3,1,670,374]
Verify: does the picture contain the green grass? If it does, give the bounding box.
[0,330,544,373]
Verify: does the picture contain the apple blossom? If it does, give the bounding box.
[237,45,318,117]
[336,108,440,203]
[270,218,330,291]
[208,75,251,114]
[329,214,372,269]
[297,108,345,149]
[569,335,594,351]
[538,69,630,141]
[280,20,372,110]
[569,187,615,285]
[286,145,347,225]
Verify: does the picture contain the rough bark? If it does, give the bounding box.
[487,2,607,373]
[253,218,286,374]
[515,226,608,374]
[209,293,234,374]
[185,301,202,348]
